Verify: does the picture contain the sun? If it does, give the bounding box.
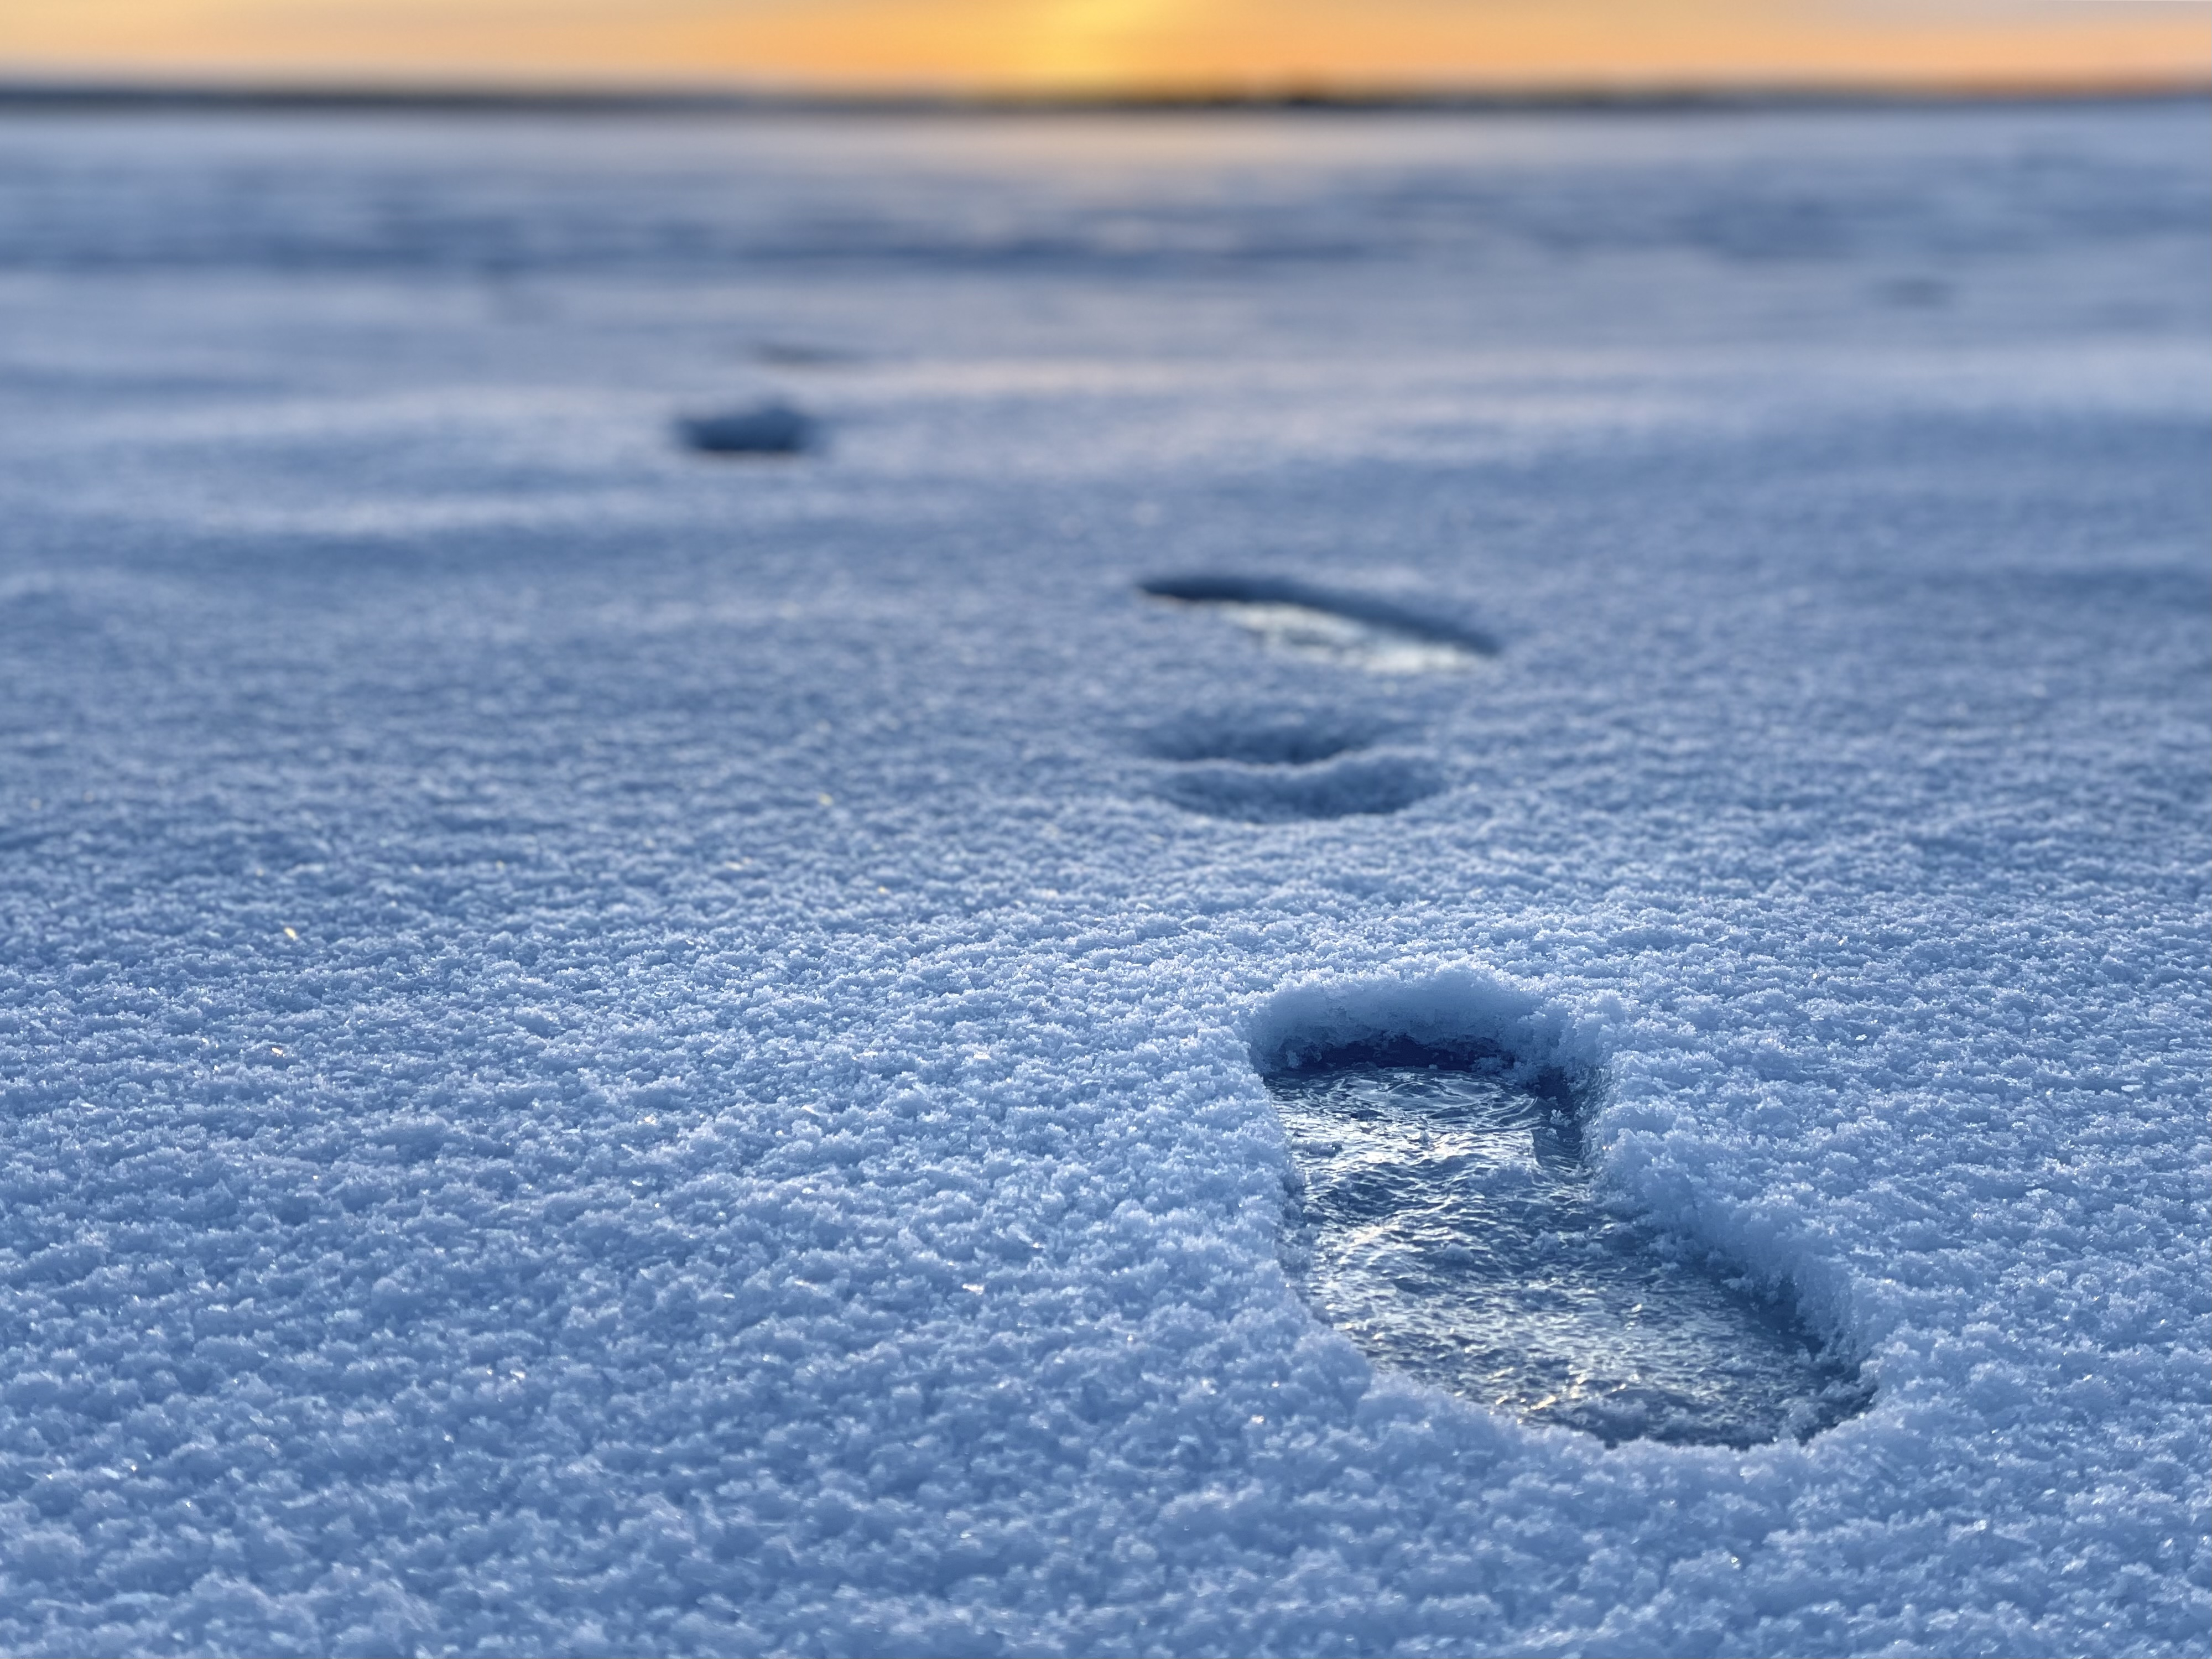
[1012,0,1201,87]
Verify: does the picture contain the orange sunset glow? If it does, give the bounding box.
[3,0,2207,93]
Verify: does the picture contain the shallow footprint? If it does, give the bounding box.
[677,401,816,455]
[1140,575,1493,673]
[1138,709,1387,767]
[1156,752,1444,823]
[1266,1045,1870,1447]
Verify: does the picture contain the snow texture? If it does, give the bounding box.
[0,98,2205,1656]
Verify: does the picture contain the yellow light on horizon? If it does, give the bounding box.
[1018,0,1195,86]
[0,0,2205,94]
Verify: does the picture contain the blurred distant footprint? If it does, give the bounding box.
[751,341,865,368]
[677,400,816,456]
[1141,574,1495,673]
[1141,711,1444,823]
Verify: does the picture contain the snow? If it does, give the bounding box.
[0,97,2205,1656]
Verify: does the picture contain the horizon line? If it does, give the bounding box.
[3,72,2208,117]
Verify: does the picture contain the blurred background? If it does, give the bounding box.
[4,0,2208,98]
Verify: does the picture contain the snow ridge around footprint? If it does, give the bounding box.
[1250,977,1872,1448]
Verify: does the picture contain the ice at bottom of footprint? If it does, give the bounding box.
[1264,1060,1870,1448]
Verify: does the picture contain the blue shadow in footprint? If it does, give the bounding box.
[1266,1039,1871,1447]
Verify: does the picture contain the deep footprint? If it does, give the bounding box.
[1139,575,1494,673]
[1266,1044,1870,1447]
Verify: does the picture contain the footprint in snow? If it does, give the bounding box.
[1155,751,1446,823]
[1140,574,1494,674]
[1139,709,1445,823]
[1139,708,1387,767]
[676,400,816,456]
[751,341,865,367]
[1264,1034,1871,1448]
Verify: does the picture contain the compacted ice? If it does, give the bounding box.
[1266,1041,1870,1447]
[1139,575,1495,673]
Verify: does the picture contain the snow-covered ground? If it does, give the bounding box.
[0,97,2204,1656]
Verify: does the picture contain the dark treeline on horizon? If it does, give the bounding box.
[1,75,2206,117]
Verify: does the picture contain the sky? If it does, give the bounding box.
[3,0,2208,93]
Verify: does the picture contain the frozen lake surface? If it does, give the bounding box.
[0,98,2205,1656]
